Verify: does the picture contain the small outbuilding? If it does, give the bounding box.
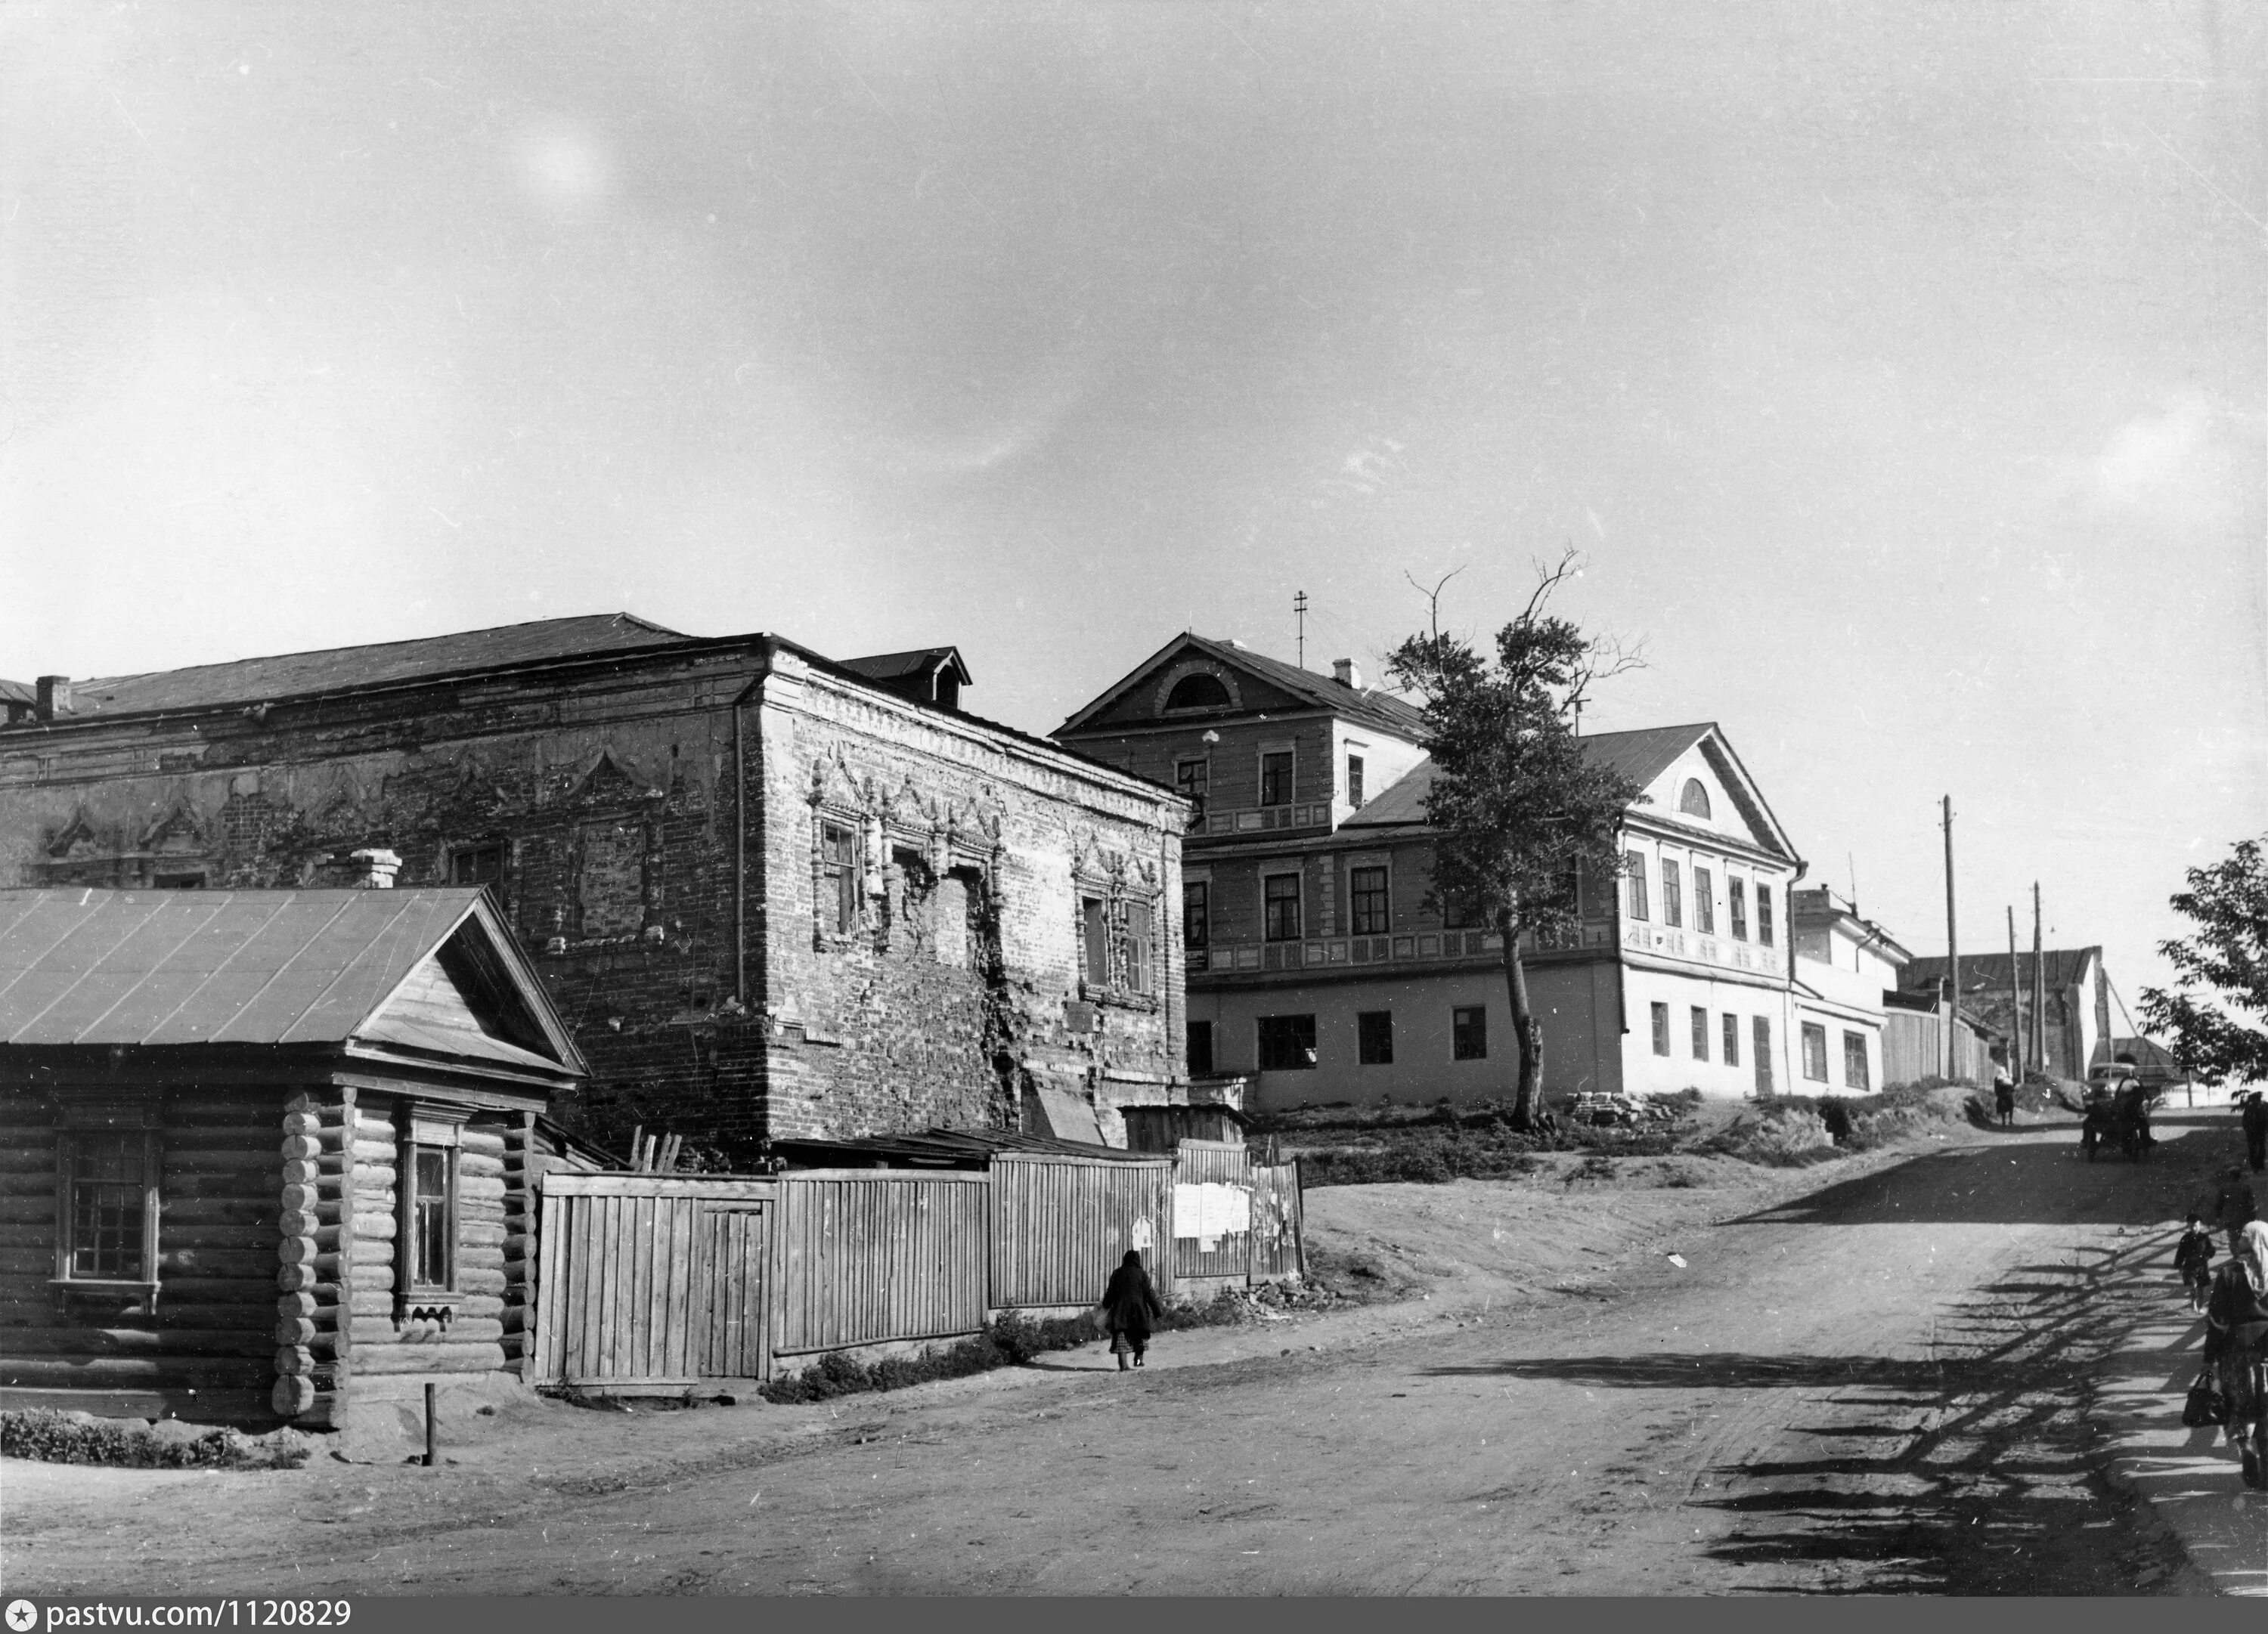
[0,886,592,1434]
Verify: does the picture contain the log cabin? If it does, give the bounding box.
[0,885,594,1434]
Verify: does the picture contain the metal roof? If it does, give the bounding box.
[0,887,584,1073]
[1902,949,2100,994]
[838,647,973,685]
[1055,632,1429,741]
[55,614,689,717]
[768,1127,1163,1167]
[1340,724,1718,834]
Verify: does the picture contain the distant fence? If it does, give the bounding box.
[530,1140,1303,1392]
[1883,1009,1996,1089]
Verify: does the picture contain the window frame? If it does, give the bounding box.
[1346,753,1366,810]
[54,1118,163,1308]
[1722,1012,1740,1066]
[1801,1022,1830,1083]
[1693,866,1715,935]
[1650,1002,1671,1057]
[1263,871,1303,942]
[1729,877,1748,942]
[1182,879,1210,966]
[1452,1005,1488,1062]
[448,841,506,889]
[1119,899,1154,995]
[1357,1009,1395,1066]
[1256,1014,1318,1072]
[1081,896,1110,988]
[1756,884,1774,947]
[1349,865,1390,936]
[398,1107,466,1317]
[818,819,862,937]
[1753,1016,1774,1092]
[1690,1005,1709,1060]
[1842,1031,1871,1092]
[1661,859,1682,928]
[1174,757,1210,826]
[1258,747,1295,808]
[1186,1019,1215,1078]
[1625,851,1650,922]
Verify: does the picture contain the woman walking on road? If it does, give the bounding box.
[1098,1249,1166,1372]
[2203,1219,2268,1488]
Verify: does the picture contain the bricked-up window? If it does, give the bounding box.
[1753,1017,1774,1092]
[1651,1002,1671,1056]
[1802,1023,1830,1083]
[1349,866,1389,935]
[399,1116,460,1299]
[1729,878,1748,941]
[450,844,504,887]
[1259,750,1294,807]
[1843,1031,1871,1091]
[1693,867,1715,934]
[1722,1013,1740,1066]
[1082,897,1108,985]
[1257,1014,1317,1070]
[1119,900,1154,995]
[1347,754,1365,809]
[1186,1020,1215,1077]
[821,823,859,933]
[1690,1006,1709,1060]
[1358,1010,1394,1065]
[1263,873,1302,942]
[1625,851,1650,921]
[1661,859,1682,928]
[1757,884,1775,947]
[1182,880,1209,970]
[63,1131,155,1280]
[1452,1006,1487,1061]
[1176,757,1209,826]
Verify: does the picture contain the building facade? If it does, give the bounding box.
[1899,946,2109,1084]
[0,617,1190,1156]
[1056,634,1809,1108]
[1788,887,1910,1095]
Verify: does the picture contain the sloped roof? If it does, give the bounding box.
[0,680,33,706]
[54,614,690,717]
[767,1127,1163,1168]
[0,887,584,1077]
[1902,949,2100,994]
[839,647,973,686]
[1343,724,1737,833]
[1056,632,1427,741]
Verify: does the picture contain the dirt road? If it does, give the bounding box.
[6,1111,2252,1595]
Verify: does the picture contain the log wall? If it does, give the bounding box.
[2,1083,287,1425]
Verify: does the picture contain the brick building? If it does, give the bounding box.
[1057,634,1808,1106]
[0,616,1189,1155]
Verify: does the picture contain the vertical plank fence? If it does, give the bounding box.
[771,1171,989,1355]
[1172,1140,1253,1281]
[987,1152,1176,1309]
[1247,1158,1305,1282]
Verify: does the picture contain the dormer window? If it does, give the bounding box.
[1164,673,1233,711]
[1679,778,1712,819]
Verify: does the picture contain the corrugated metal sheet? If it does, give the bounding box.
[989,1153,1175,1308]
[531,1174,775,1388]
[1173,1140,1253,1280]
[773,1171,988,1355]
[1248,1159,1304,1282]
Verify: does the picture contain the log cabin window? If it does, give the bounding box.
[399,1115,462,1302]
[62,1130,157,1281]
[820,822,860,934]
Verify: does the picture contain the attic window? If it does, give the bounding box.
[1164,673,1232,711]
[1679,778,1712,819]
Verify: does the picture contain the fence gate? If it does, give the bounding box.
[1247,1158,1304,1282]
[1172,1140,1253,1281]
[531,1173,777,1391]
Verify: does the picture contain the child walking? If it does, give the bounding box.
[2176,1213,2215,1314]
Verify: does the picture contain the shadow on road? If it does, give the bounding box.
[1722,1123,2223,1229]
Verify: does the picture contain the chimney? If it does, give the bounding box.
[1331,658,1362,690]
[346,848,401,890]
[35,676,70,720]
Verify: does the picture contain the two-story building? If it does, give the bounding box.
[1789,887,1911,1094]
[1056,633,1809,1108]
[0,616,1191,1156]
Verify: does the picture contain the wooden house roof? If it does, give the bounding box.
[0,887,585,1080]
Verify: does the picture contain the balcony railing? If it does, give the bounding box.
[1201,802,1332,837]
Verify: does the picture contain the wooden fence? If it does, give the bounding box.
[772,1171,990,1356]
[1171,1140,1253,1281]
[1247,1159,1304,1282]
[988,1151,1176,1309]
[1883,1009,1996,1089]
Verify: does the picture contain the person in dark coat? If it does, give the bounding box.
[2175,1213,2216,1314]
[1993,1070,2015,1131]
[1098,1249,1167,1372]
[2243,1091,2267,1175]
[2202,1221,2268,1488]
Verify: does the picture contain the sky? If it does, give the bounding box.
[2,2,2263,1015]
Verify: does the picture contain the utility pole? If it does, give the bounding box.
[1941,797,1958,1082]
[2031,882,2045,1079]
[1294,590,1309,670]
[2007,904,2023,1083]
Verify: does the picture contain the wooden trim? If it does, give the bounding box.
[327,1069,549,1113]
[542,1173,779,1201]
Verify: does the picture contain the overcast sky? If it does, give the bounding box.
[3,2,2262,1011]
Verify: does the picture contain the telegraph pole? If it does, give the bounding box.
[1294,590,1309,670]
[1941,797,1959,1081]
[2031,882,2046,1078]
[2007,904,2023,1082]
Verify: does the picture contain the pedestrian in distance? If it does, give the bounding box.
[2175,1213,2216,1314]
[1097,1249,1166,1372]
[1993,1069,2015,1131]
[2243,1090,2267,1176]
[2201,1220,2268,1488]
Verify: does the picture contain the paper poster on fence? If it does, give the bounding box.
[1173,1182,1250,1245]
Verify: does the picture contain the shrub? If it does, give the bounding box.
[0,1410,309,1470]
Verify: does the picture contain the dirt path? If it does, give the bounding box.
[6,1112,2251,1595]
